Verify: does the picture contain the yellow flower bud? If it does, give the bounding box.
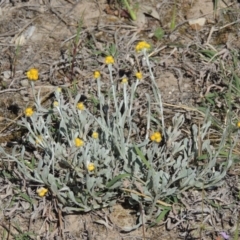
[26,68,39,81]
[77,102,85,111]
[53,101,59,107]
[105,56,114,65]
[87,163,95,171]
[150,131,162,143]
[94,71,101,79]
[121,77,128,84]
[135,72,143,80]
[135,41,151,52]
[25,107,34,117]
[75,138,84,147]
[36,187,48,197]
[92,132,99,139]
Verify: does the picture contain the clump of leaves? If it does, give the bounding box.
[0,41,235,227]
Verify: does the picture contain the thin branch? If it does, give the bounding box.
[0,87,27,94]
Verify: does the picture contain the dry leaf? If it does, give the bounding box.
[140,4,160,20]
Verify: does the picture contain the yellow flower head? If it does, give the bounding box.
[105,56,114,65]
[77,102,85,111]
[94,71,101,79]
[135,41,151,52]
[121,77,128,84]
[135,72,143,80]
[36,187,48,197]
[26,68,39,81]
[92,131,99,139]
[87,163,95,172]
[237,121,240,128]
[25,107,34,117]
[75,137,84,147]
[53,101,59,107]
[56,87,62,92]
[150,131,162,143]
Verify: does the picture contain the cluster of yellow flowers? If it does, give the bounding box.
[74,137,84,147]
[105,56,114,65]
[87,131,98,172]
[56,87,62,92]
[37,187,48,197]
[24,68,39,117]
[92,131,99,139]
[121,77,128,84]
[25,107,34,117]
[135,72,143,80]
[150,132,162,143]
[135,41,151,52]
[77,102,85,111]
[26,40,155,198]
[87,163,95,171]
[53,101,59,107]
[94,71,101,79]
[26,68,39,81]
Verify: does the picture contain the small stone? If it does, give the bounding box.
[188,18,206,30]
[23,96,29,102]
[20,80,29,87]
[20,90,28,95]
[2,71,11,80]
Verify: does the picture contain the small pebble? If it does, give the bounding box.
[23,97,29,102]
[20,80,29,87]
[20,90,28,95]
[3,71,11,80]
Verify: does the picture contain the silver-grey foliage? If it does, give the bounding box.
[0,47,235,223]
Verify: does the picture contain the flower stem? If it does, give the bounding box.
[108,64,118,112]
[144,50,165,137]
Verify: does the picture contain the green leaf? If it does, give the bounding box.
[2,170,12,179]
[199,50,217,59]
[207,199,221,208]
[150,207,171,227]
[18,192,33,204]
[130,192,139,202]
[108,43,118,56]
[154,27,164,41]
[134,145,152,169]
[48,174,58,194]
[24,158,36,170]
[197,154,208,161]
[205,93,216,105]
[106,173,130,188]
[233,73,240,90]
[41,165,49,184]
[170,1,176,30]
[205,92,216,98]
[205,97,215,105]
